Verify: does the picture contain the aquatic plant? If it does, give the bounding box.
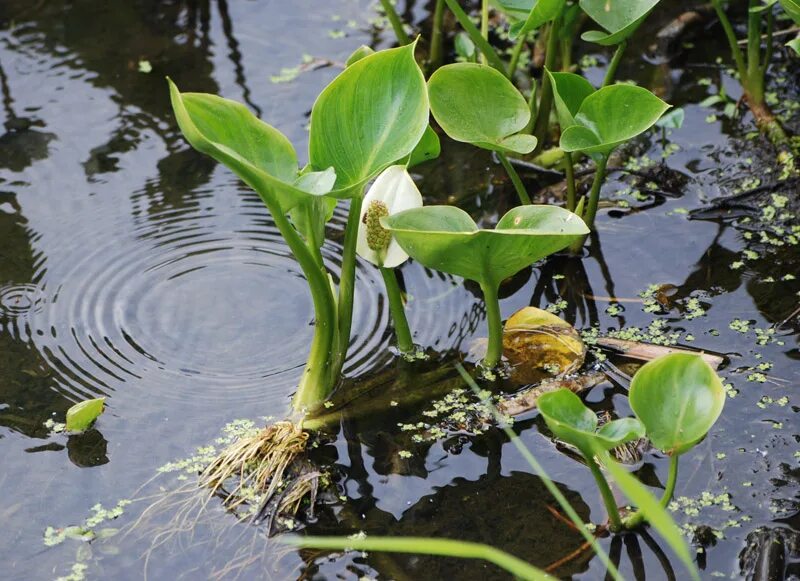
[538,352,724,538]
[65,397,106,433]
[711,0,793,146]
[384,205,588,368]
[168,43,429,514]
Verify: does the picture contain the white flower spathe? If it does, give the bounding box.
[356,165,423,268]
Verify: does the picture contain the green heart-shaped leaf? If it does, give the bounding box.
[383,205,588,288]
[168,79,330,213]
[66,397,106,432]
[560,84,670,157]
[629,353,725,456]
[509,0,566,40]
[428,63,538,155]
[545,69,596,129]
[580,0,661,46]
[538,389,644,453]
[309,43,429,195]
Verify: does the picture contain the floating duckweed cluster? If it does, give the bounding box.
[669,492,750,544]
[398,387,499,443]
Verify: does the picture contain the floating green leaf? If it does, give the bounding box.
[428,63,537,155]
[560,84,670,158]
[594,446,700,581]
[510,0,566,39]
[309,43,429,194]
[545,69,595,129]
[538,389,644,453]
[629,353,725,456]
[65,398,106,432]
[168,79,331,213]
[580,0,661,45]
[383,205,587,288]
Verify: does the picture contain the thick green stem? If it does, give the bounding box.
[331,196,364,382]
[532,18,561,155]
[602,41,627,87]
[746,0,764,103]
[480,0,489,65]
[564,151,576,212]
[712,0,749,83]
[507,31,527,78]
[444,0,506,72]
[429,0,446,70]
[583,155,609,229]
[660,455,679,508]
[479,282,503,368]
[258,204,337,413]
[586,454,623,531]
[379,0,411,46]
[497,152,532,205]
[379,267,414,353]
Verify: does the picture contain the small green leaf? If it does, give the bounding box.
[545,69,596,129]
[428,63,537,155]
[510,0,566,40]
[656,107,685,130]
[309,43,429,194]
[383,205,587,288]
[454,31,476,60]
[788,34,800,55]
[580,0,661,46]
[594,447,700,581]
[779,0,800,21]
[492,0,535,21]
[538,389,644,453]
[65,398,106,432]
[289,167,338,249]
[408,125,441,167]
[629,353,725,456]
[560,84,670,157]
[345,45,375,67]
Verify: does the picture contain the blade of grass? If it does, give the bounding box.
[455,364,624,581]
[282,535,556,580]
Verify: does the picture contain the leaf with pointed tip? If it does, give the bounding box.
[66,398,106,433]
[538,389,644,453]
[560,84,670,157]
[546,69,596,129]
[580,0,661,46]
[383,205,587,288]
[428,63,537,155]
[629,353,725,456]
[168,79,327,214]
[789,35,800,55]
[408,125,441,167]
[309,43,429,195]
[510,0,566,40]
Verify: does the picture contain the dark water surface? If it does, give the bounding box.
[0,1,798,579]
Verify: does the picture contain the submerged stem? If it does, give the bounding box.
[379,267,414,353]
[379,0,411,46]
[602,41,627,87]
[479,282,503,368]
[498,152,532,205]
[586,455,623,531]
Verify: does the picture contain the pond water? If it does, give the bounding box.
[0,1,798,579]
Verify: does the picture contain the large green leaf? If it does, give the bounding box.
[780,0,800,21]
[428,63,537,155]
[629,353,725,456]
[510,0,567,40]
[538,389,644,453]
[168,79,332,213]
[383,205,587,288]
[560,84,670,157]
[594,446,700,581]
[545,69,596,129]
[309,43,429,194]
[66,397,106,432]
[580,0,661,45]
